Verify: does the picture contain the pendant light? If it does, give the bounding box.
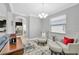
[38,3,48,18]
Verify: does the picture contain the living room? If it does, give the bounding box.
[0,3,79,55]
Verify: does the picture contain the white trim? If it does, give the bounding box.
[51,32,66,34]
[9,3,14,12]
[15,16,26,20]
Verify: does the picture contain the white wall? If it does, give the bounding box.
[0,4,42,39]
[0,4,8,36]
[0,4,15,35]
[29,16,42,38]
[43,4,79,40]
[6,12,15,34]
[14,15,42,39]
[0,4,7,17]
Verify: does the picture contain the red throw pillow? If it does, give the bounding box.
[63,37,74,45]
[63,37,69,45]
[69,38,74,43]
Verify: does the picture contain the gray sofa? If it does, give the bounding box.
[56,41,79,55]
[47,37,79,55]
[0,35,9,52]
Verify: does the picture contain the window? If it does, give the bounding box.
[50,15,66,33]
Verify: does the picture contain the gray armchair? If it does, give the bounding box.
[47,39,62,54]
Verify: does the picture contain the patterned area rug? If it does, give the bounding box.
[23,40,51,55]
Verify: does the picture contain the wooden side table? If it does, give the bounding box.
[0,37,24,55]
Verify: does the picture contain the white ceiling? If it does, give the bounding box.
[10,3,78,17]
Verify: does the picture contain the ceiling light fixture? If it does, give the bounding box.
[38,12,48,18]
[38,3,48,18]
